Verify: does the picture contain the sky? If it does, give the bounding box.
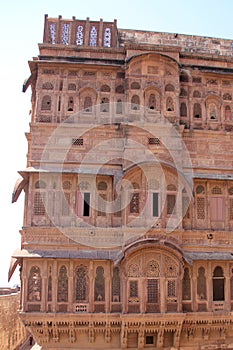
[0,0,233,287]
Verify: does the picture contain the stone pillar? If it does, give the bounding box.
[41,260,47,312]
[207,261,212,311]
[225,263,230,311]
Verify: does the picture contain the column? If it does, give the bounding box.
[68,261,74,312]
[89,261,94,312]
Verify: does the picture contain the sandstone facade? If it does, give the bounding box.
[11,14,233,349]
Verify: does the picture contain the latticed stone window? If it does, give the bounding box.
[57,266,68,302]
[90,26,97,46]
[72,138,83,146]
[211,186,222,195]
[197,197,205,220]
[94,266,105,301]
[34,192,46,216]
[62,23,70,45]
[76,266,87,302]
[76,25,84,45]
[130,192,140,214]
[42,82,54,90]
[182,267,191,300]
[223,93,232,100]
[129,280,138,298]
[166,97,174,111]
[148,137,160,145]
[48,267,52,302]
[28,266,42,301]
[147,279,159,303]
[112,267,121,302]
[167,279,176,298]
[197,267,206,300]
[103,27,111,47]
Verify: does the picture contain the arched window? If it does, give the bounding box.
[76,266,87,301]
[68,83,76,91]
[182,268,191,300]
[193,103,202,118]
[100,97,109,112]
[213,266,224,301]
[209,103,218,120]
[100,84,110,92]
[131,82,140,89]
[115,85,124,94]
[94,266,105,301]
[28,266,42,301]
[67,97,74,111]
[165,84,175,92]
[193,90,201,98]
[180,88,187,97]
[180,72,189,82]
[116,99,123,114]
[84,96,92,112]
[131,95,140,110]
[112,267,121,302]
[180,102,187,117]
[225,105,232,120]
[197,267,206,300]
[166,97,174,111]
[148,94,156,110]
[57,266,68,302]
[41,95,52,110]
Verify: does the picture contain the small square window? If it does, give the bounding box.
[72,138,83,146]
[145,335,154,345]
[148,137,160,145]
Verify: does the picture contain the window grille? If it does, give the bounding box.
[193,77,202,83]
[167,280,176,298]
[34,193,46,216]
[128,264,140,277]
[213,266,225,301]
[129,280,138,298]
[147,279,159,303]
[62,23,70,45]
[90,26,97,46]
[76,266,87,301]
[148,137,160,145]
[57,266,68,302]
[197,197,205,219]
[76,25,84,45]
[211,186,222,194]
[100,84,110,92]
[130,192,140,213]
[112,267,120,302]
[223,93,232,101]
[103,27,111,47]
[72,138,83,146]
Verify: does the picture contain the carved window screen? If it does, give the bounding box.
[112,267,120,302]
[147,279,159,303]
[57,266,68,302]
[94,266,105,301]
[197,267,206,300]
[28,266,42,302]
[76,266,87,301]
[182,267,191,300]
